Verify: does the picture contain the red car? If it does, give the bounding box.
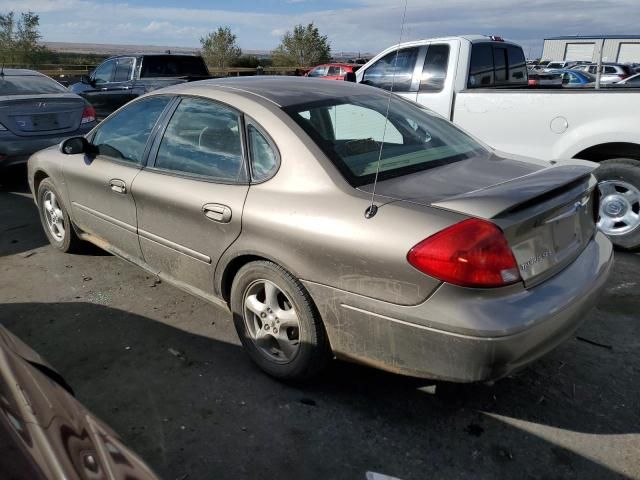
[306,63,361,80]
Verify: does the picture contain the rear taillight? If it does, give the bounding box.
[407,218,521,288]
[81,105,96,124]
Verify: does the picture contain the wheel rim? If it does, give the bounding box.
[597,180,640,236]
[42,190,66,241]
[243,279,300,363]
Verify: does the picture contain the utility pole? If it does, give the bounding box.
[595,38,604,89]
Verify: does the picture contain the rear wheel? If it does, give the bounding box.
[230,261,330,380]
[37,179,81,253]
[595,158,640,250]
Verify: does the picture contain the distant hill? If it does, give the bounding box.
[42,41,271,57]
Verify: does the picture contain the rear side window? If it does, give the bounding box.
[93,96,171,164]
[0,75,67,95]
[420,44,450,92]
[468,44,494,87]
[468,43,528,88]
[113,57,134,82]
[327,66,341,76]
[154,97,244,181]
[248,125,278,182]
[361,47,419,92]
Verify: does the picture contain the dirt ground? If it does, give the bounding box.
[1,166,638,480]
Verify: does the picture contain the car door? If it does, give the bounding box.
[82,59,116,120]
[63,95,174,260]
[131,96,250,296]
[105,56,137,112]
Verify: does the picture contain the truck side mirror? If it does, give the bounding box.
[80,75,94,86]
[344,72,357,82]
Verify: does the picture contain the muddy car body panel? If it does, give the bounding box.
[28,77,613,381]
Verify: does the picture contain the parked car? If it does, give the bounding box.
[69,54,210,120]
[616,72,640,85]
[355,35,640,249]
[572,63,633,83]
[0,69,96,169]
[548,69,596,87]
[306,63,361,80]
[543,60,577,71]
[527,70,563,87]
[29,77,612,382]
[0,325,158,479]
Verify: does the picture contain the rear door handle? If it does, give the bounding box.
[109,179,126,194]
[203,203,232,223]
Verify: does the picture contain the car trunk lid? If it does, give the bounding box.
[0,94,85,136]
[359,155,599,286]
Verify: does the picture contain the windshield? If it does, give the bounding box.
[0,74,67,95]
[284,94,488,186]
[140,55,209,77]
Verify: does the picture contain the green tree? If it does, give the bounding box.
[0,11,47,65]
[200,26,242,69]
[272,23,331,67]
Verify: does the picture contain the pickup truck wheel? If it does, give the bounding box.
[595,158,640,250]
[230,260,331,380]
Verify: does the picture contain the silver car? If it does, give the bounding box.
[28,77,613,382]
[0,69,96,169]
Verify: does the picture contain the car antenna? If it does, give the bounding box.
[365,0,408,219]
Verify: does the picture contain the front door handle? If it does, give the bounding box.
[203,203,232,223]
[109,179,126,194]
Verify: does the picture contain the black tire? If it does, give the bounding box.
[230,260,331,380]
[594,158,640,251]
[37,178,82,253]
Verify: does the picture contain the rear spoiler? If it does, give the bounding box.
[432,161,597,219]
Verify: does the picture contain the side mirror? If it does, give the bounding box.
[61,136,95,155]
[344,72,357,82]
[80,75,93,85]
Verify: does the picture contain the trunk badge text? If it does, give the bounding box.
[520,249,551,272]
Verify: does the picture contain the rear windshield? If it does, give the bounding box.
[140,56,209,77]
[0,74,67,95]
[284,94,488,186]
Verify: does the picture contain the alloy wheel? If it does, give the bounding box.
[597,180,640,236]
[42,189,66,241]
[243,279,301,363]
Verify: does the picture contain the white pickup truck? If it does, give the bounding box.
[355,35,640,249]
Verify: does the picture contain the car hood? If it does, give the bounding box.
[0,325,158,480]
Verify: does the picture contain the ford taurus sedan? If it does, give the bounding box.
[0,69,96,169]
[28,77,613,382]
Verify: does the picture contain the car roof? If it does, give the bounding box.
[314,63,359,67]
[164,76,385,108]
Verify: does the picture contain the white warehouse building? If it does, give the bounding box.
[542,35,640,63]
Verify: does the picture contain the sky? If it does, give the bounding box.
[2,0,639,58]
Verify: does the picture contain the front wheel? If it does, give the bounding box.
[230,261,331,380]
[37,178,82,253]
[595,158,640,251]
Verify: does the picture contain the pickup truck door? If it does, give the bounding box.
[131,96,249,297]
[81,58,116,120]
[414,40,459,119]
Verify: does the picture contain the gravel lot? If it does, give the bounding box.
[1,166,639,480]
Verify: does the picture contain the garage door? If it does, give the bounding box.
[618,43,640,63]
[564,43,595,61]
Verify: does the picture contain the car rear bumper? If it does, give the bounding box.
[303,231,614,382]
[0,124,94,167]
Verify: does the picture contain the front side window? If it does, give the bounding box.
[248,125,278,182]
[154,97,244,181]
[361,47,419,92]
[92,96,171,164]
[308,66,328,77]
[284,94,487,186]
[113,57,134,82]
[420,44,450,92]
[92,59,115,84]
